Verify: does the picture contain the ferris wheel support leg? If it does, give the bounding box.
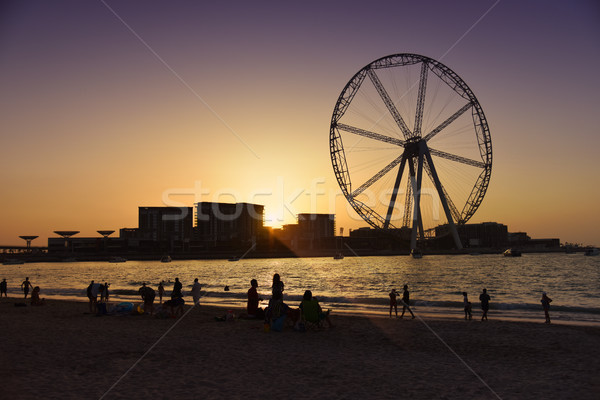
[410,152,425,251]
[422,143,463,250]
[384,153,408,229]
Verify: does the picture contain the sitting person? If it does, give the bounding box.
[247,279,264,319]
[265,292,288,331]
[30,286,46,306]
[299,290,332,328]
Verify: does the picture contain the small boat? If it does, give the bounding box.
[2,258,25,265]
[108,256,127,263]
[333,252,344,260]
[160,255,172,263]
[411,249,423,259]
[62,257,78,262]
[228,256,239,262]
[584,248,599,256]
[503,249,522,257]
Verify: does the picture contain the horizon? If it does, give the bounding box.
[1,1,599,247]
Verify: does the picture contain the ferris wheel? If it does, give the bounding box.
[329,54,492,249]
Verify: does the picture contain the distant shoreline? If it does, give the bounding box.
[0,246,582,263]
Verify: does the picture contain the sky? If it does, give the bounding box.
[1,0,599,247]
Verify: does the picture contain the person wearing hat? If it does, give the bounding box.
[541,292,552,323]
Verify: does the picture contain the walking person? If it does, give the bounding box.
[541,292,552,323]
[479,288,491,321]
[463,292,472,320]
[399,284,415,319]
[389,288,398,318]
[191,278,202,306]
[21,277,33,299]
[0,278,7,297]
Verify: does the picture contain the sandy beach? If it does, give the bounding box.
[1,298,599,400]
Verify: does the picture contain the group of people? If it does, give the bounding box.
[389,285,415,319]
[137,277,203,317]
[246,273,333,331]
[4,275,554,324]
[0,277,45,306]
[86,281,110,313]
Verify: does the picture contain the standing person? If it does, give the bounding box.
[0,278,7,297]
[21,277,33,299]
[479,288,491,321]
[102,282,110,302]
[247,279,264,318]
[541,292,552,324]
[463,292,473,320]
[158,281,165,304]
[400,284,415,319]
[139,283,156,316]
[87,280,97,313]
[191,278,202,306]
[172,277,182,299]
[389,288,398,318]
[272,273,284,298]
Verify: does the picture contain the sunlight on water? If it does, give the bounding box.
[2,254,599,323]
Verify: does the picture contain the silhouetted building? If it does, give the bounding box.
[195,202,264,248]
[119,207,193,253]
[435,222,508,249]
[296,213,335,249]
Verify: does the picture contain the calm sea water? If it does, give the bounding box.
[2,254,599,323]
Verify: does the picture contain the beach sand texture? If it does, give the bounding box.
[1,299,599,399]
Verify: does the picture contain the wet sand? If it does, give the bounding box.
[1,298,599,399]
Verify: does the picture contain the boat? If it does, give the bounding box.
[333,252,344,260]
[160,255,172,263]
[228,256,239,262]
[411,249,423,259]
[584,248,599,256]
[503,249,522,257]
[108,256,127,263]
[2,259,25,265]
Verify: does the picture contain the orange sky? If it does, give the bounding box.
[1,1,599,247]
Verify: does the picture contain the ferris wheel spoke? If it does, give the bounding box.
[336,123,406,147]
[366,69,412,139]
[428,147,485,168]
[423,102,472,142]
[351,155,403,197]
[413,62,428,137]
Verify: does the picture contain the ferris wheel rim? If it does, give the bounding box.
[329,53,492,233]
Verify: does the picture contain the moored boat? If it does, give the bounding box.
[160,255,172,263]
[584,248,599,256]
[503,249,522,257]
[411,249,423,259]
[108,256,127,263]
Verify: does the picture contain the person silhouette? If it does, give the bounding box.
[463,292,472,320]
[172,277,182,299]
[541,292,552,323]
[399,284,415,319]
[0,278,7,297]
[21,277,33,299]
[158,281,165,303]
[389,288,398,318]
[479,288,491,321]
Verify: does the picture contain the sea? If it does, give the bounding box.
[2,253,599,324]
